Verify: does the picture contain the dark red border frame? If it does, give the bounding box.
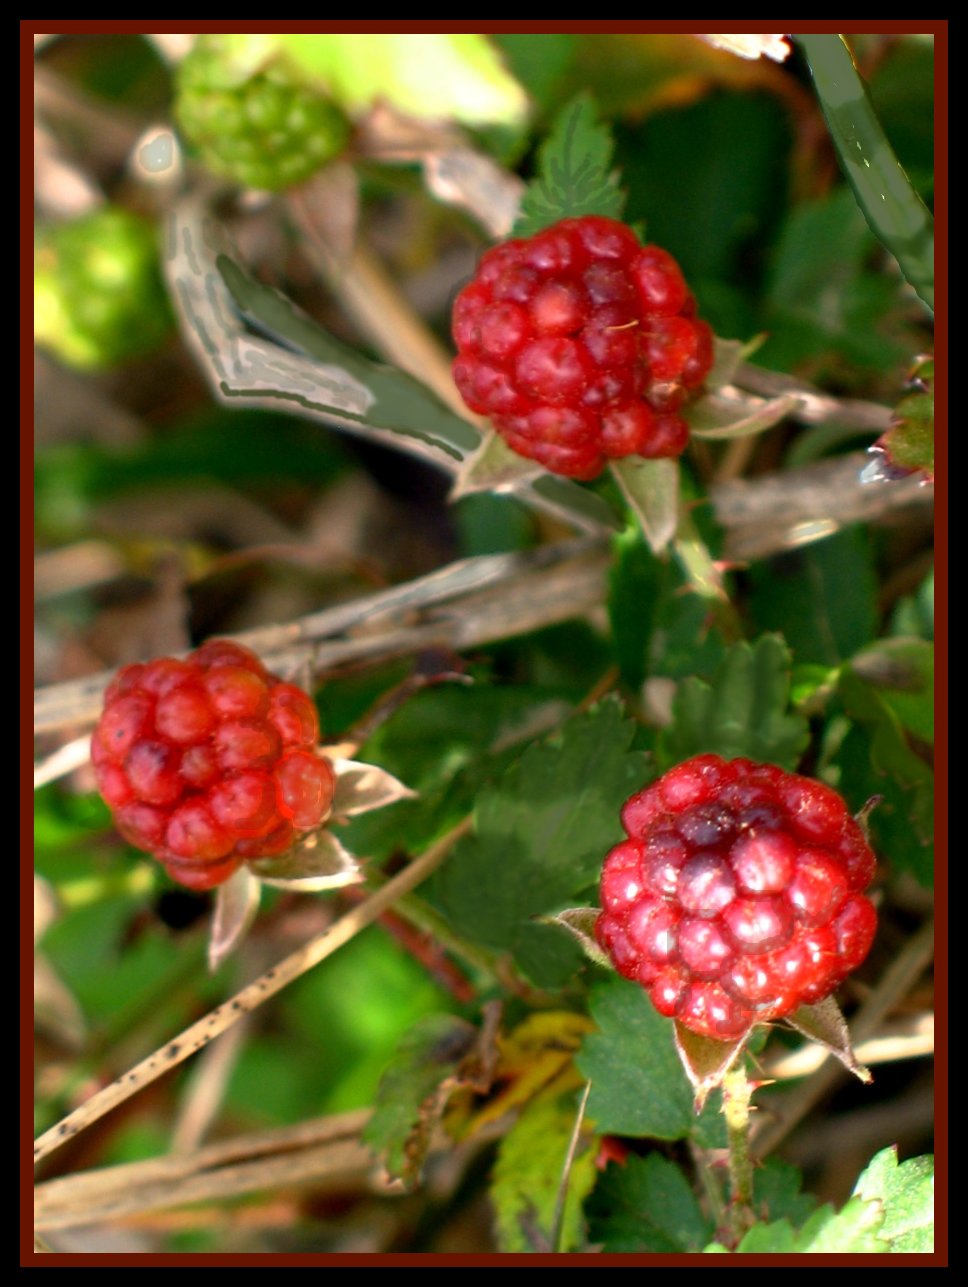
[24,17,946,1269]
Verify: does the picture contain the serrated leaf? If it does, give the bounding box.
[208,866,261,972]
[718,1196,887,1253]
[673,1022,753,1113]
[577,977,725,1146]
[492,1091,598,1253]
[586,1152,714,1252]
[610,457,680,554]
[248,829,364,891]
[791,1195,887,1251]
[279,34,529,128]
[330,758,416,819]
[216,254,480,459]
[450,427,543,500]
[342,683,574,866]
[660,635,809,771]
[782,996,871,1083]
[542,907,613,970]
[687,390,802,441]
[852,1147,934,1252]
[434,698,647,987]
[512,93,625,236]
[362,1013,479,1188]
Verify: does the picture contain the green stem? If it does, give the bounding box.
[674,508,742,643]
[722,1061,756,1244]
[796,34,934,315]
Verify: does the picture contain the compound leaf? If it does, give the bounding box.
[513,93,625,236]
[586,1152,713,1252]
[659,635,809,771]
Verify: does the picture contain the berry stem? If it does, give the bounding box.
[722,1060,757,1243]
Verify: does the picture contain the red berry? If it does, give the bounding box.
[92,641,335,890]
[451,216,714,478]
[596,756,878,1040]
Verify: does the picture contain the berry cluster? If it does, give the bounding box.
[92,641,335,891]
[596,755,877,1041]
[175,36,349,191]
[451,215,713,480]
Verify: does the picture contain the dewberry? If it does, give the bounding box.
[451,216,714,478]
[596,756,878,1041]
[92,642,335,891]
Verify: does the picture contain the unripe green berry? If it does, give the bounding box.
[34,207,173,372]
[175,35,350,191]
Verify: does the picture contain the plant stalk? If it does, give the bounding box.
[722,1060,757,1244]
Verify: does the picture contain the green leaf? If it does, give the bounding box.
[577,977,725,1146]
[342,681,572,864]
[703,1149,932,1253]
[760,188,914,374]
[512,93,625,236]
[852,1147,934,1252]
[586,1153,713,1252]
[659,635,809,772]
[850,638,934,744]
[434,698,647,987]
[279,33,529,128]
[752,1157,817,1227]
[836,668,933,885]
[362,1013,477,1187]
[216,254,481,459]
[797,35,934,313]
[889,568,933,641]
[719,1197,886,1253]
[748,528,879,667]
[492,1091,598,1253]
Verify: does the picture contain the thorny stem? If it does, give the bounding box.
[722,1061,757,1245]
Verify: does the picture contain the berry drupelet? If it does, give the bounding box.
[92,641,335,891]
[451,215,714,480]
[596,755,878,1041]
